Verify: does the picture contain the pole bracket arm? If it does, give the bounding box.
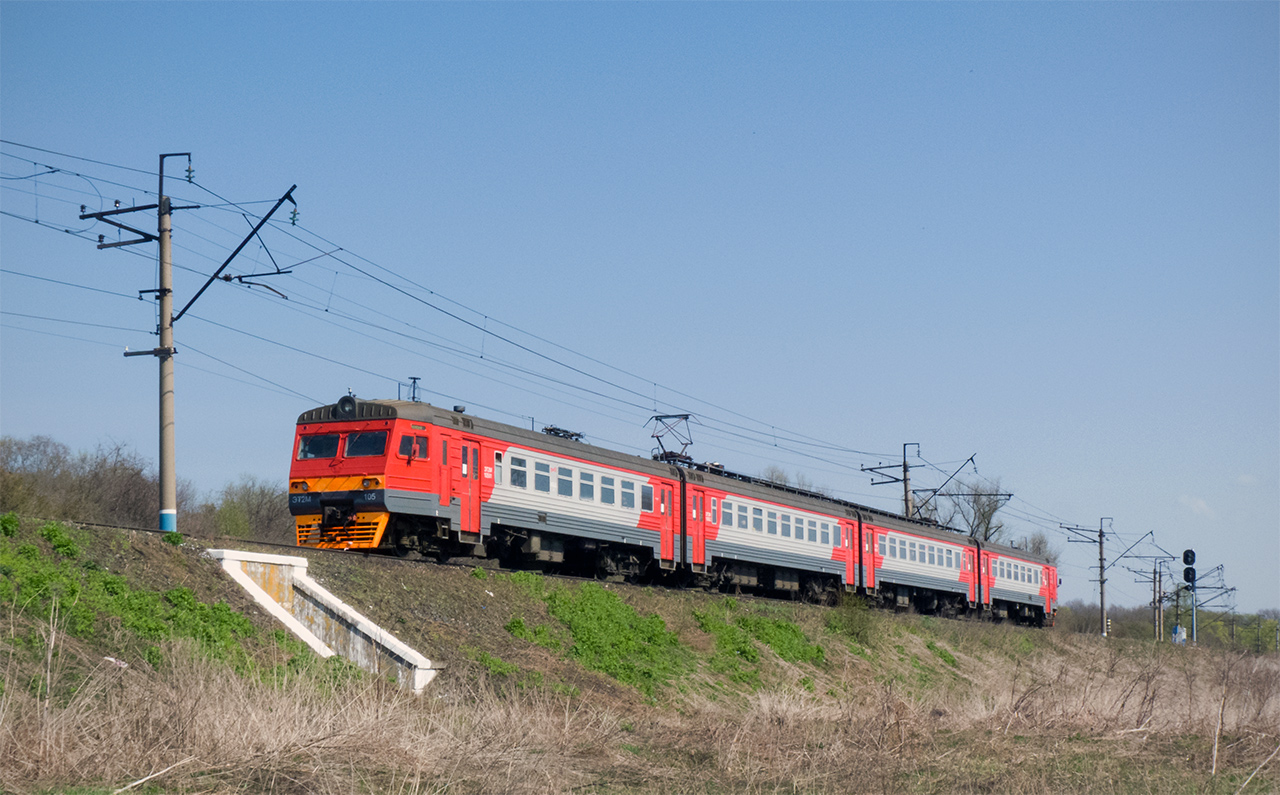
[123,346,177,358]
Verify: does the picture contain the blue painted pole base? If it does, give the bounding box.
[160,510,177,533]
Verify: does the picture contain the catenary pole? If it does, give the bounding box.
[158,191,176,532]
[1099,519,1108,637]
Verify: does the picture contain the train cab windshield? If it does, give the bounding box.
[298,433,340,459]
[345,431,388,457]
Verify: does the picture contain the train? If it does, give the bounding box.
[288,395,1058,625]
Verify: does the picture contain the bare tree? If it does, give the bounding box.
[757,466,830,497]
[918,477,1009,542]
[214,474,293,544]
[759,465,790,486]
[1018,529,1061,565]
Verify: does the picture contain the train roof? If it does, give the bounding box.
[296,397,1054,567]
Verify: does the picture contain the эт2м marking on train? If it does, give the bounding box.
[288,396,1058,626]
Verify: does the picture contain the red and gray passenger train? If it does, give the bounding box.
[289,396,1058,625]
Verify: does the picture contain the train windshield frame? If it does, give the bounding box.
[297,433,341,460]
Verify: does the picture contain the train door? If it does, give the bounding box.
[436,431,454,507]
[456,436,483,540]
[688,487,707,568]
[964,549,978,603]
[860,523,876,590]
[842,522,856,587]
[657,483,676,567]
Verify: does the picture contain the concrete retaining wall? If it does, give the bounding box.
[207,549,438,693]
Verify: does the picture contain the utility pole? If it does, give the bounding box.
[1061,518,1110,637]
[862,443,921,518]
[158,190,176,531]
[1157,560,1167,642]
[1157,566,1164,641]
[1098,518,1110,637]
[84,153,192,532]
[902,444,914,518]
[82,153,294,533]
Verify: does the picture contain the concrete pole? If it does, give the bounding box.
[1157,563,1167,637]
[903,444,913,518]
[1182,583,1192,645]
[1099,521,1107,637]
[158,194,177,533]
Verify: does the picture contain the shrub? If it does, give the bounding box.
[827,594,874,645]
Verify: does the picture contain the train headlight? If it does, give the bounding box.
[362,478,379,489]
[292,481,309,492]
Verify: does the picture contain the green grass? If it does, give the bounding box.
[927,640,959,668]
[543,582,689,699]
[694,601,825,691]
[0,520,256,672]
[505,615,562,650]
[500,574,691,698]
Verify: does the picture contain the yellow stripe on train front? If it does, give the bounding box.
[295,511,390,549]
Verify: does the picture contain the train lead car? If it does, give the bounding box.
[288,395,1057,626]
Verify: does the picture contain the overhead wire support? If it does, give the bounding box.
[173,184,296,323]
[911,453,977,518]
[861,442,920,516]
[1062,518,1112,637]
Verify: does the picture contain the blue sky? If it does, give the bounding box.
[2,2,1276,613]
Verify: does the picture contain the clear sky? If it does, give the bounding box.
[2,2,1276,613]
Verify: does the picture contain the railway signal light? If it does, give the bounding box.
[1183,549,1196,566]
[1183,566,1197,585]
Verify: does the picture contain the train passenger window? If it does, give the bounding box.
[494,452,503,485]
[752,507,763,532]
[621,481,635,508]
[879,536,886,557]
[928,547,936,566]
[781,515,791,538]
[908,541,917,562]
[558,468,573,497]
[767,511,777,535]
[641,484,653,512]
[579,472,594,501]
[510,457,527,488]
[534,462,551,492]
[808,520,817,543]
[738,505,748,529]
[945,549,953,568]
[710,498,718,524]
[721,501,733,525]
[601,476,615,505]
[346,431,387,457]
[299,434,340,460]
[820,523,830,546]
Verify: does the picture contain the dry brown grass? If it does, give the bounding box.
[0,638,633,794]
[3,627,1279,794]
